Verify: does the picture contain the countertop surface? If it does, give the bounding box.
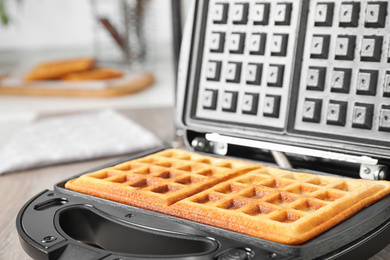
[0,107,390,259]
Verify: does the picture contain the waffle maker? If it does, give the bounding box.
[17,0,390,259]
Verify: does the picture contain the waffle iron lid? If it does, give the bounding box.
[176,0,390,165]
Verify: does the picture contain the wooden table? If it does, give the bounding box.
[0,106,389,259]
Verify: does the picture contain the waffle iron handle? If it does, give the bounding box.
[17,190,224,260]
[16,190,105,260]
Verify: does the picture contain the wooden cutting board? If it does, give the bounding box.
[0,72,155,98]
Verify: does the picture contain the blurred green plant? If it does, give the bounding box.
[0,0,9,25]
[0,0,23,26]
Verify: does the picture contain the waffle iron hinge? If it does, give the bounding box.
[360,164,389,181]
[191,136,228,156]
[201,133,389,181]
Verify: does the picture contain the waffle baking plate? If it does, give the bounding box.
[17,149,390,260]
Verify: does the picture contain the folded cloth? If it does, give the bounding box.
[0,109,162,174]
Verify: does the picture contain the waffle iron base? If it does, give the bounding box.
[16,149,390,260]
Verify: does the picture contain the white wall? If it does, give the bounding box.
[0,0,173,51]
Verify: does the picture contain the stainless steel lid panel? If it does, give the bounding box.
[184,0,390,159]
[295,0,390,145]
[194,0,305,130]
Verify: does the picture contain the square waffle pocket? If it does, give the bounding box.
[65,149,390,245]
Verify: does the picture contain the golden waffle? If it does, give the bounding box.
[24,58,96,81]
[65,149,390,245]
[65,149,261,213]
[172,167,390,244]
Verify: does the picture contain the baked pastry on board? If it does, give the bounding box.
[0,57,154,97]
[24,58,96,81]
[60,68,123,81]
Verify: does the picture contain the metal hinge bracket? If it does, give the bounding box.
[360,164,389,180]
[191,137,228,155]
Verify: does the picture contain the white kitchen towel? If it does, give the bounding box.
[0,109,162,174]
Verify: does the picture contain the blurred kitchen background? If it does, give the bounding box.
[0,0,190,148]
